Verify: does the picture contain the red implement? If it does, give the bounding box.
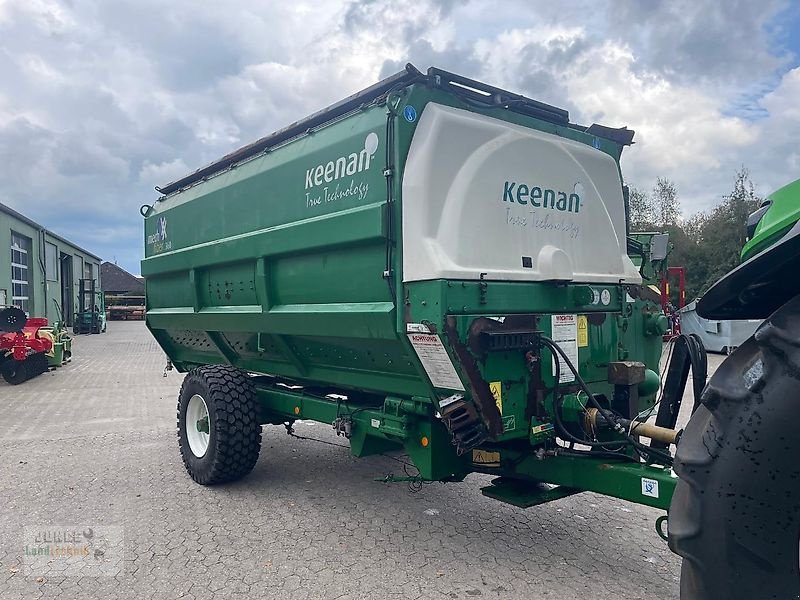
[0,319,53,360]
[0,310,53,384]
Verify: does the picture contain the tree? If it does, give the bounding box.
[697,167,761,292]
[628,167,762,301]
[628,178,680,230]
[628,185,656,230]
[653,177,680,227]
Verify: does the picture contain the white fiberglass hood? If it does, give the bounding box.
[401,103,641,285]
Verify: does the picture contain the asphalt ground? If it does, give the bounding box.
[0,321,722,599]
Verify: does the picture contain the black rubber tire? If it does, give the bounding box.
[30,352,49,378]
[2,358,28,385]
[669,294,800,599]
[1,353,47,385]
[177,364,262,485]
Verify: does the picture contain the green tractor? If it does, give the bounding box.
[141,65,799,598]
[668,177,800,598]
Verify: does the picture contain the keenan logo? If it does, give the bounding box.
[502,181,581,213]
[304,132,379,190]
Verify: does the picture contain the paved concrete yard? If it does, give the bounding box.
[0,321,723,599]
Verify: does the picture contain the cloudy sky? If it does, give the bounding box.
[1,0,799,274]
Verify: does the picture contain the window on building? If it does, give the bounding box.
[10,231,32,313]
[45,241,58,281]
[84,261,94,282]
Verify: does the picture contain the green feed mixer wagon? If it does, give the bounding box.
[142,65,800,599]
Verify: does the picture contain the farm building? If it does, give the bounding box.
[100,262,144,296]
[101,262,145,320]
[1,202,102,326]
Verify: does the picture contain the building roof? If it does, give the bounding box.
[100,262,145,294]
[0,202,103,261]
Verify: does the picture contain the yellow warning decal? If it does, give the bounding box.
[489,381,502,414]
[577,315,588,347]
[472,449,501,465]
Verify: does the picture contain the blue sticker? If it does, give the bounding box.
[403,105,417,122]
[592,136,601,149]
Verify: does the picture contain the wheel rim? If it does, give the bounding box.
[186,394,211,458]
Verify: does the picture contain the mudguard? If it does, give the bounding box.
[697,218,800,320]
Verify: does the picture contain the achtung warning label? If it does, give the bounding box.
[551,314,578,383]
[407,334,465,391]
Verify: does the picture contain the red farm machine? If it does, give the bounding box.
[0,306,72,385]
[661,266,686,338]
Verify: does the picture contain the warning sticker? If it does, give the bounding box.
[641,477,659,498]
[577,315,588,347]
[531,423,555,436]
[551,314,578,383]
[407,334,465,391]
[472,449,501,465]
[489,381,502,414]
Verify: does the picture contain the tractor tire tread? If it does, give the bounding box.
[669,296,800,599]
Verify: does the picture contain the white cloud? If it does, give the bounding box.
[555,40,759,209]
[465,26,766,214]
[747,67,800,191]
[760,67,800,122]
[139,159,190,188]
[6,0,76,34]
[0,0,797,273]
[474,25,586,90]
[16,53,67,86]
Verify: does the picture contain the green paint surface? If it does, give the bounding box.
[144,76,672,507]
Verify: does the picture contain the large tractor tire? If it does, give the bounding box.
[177,364,262,485]
[669,294,800,599]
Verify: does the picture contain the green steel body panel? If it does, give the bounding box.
[741,177,800,261]
[478,454,676,511]
[144,68,672,510]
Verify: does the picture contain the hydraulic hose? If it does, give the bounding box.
[543,338,627,449]
[540,335,674,465]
